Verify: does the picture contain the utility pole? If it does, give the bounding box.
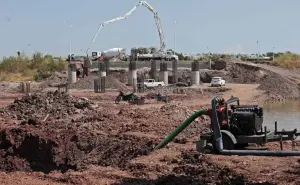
[174,20,176,53]
[65,21,74,59]
[257,40,259,57]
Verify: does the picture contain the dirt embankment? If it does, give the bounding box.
[0,92,209,172]
[199,62,300,100]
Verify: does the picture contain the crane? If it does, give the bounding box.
[86,1,167,58]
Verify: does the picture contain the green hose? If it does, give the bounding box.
[154,109,208,150]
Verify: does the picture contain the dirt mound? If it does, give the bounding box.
[0,91,91,121]
[228,63,300,98]
[0,116,157,173]
[200,62,300,98]
[69,75,130,91]
[42,72,67,87]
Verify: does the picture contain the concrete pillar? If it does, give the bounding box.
[68,64,77,84]
[132,70,137,87]
[99,62,106,77]
[100,77,106,93]
[128,61,137,86]
[71,71,77,83]
[94,77,106,93]
[104,58,110,75]
[138,75,145,93]
[191,61,200,85]
[172,59,178,84]
[160,62,168,85]
[150,60,157,79]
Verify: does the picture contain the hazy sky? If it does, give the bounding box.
[1,0,300,58]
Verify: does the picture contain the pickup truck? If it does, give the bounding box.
[141,79,165,88]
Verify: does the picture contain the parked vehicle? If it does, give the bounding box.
[142,79,165,88]
[211,77,226,87]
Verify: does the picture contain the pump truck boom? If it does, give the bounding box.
[87,1,178,61]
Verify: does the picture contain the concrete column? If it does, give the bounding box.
[99,62,106,77]
[128,71,133,86]
[132,70,137,87]
[150,60,157,79]
[191,61,200,85]
[68,64,77,84]
[128,61,137,86]
[160,62,168,85]
[71,71,77,83]
[172,59,178,84]
[100,76,106,93]
[104,58,110,75]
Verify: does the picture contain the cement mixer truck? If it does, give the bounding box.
[91,48,128,61]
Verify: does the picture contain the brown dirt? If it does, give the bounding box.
[0,76,298,184]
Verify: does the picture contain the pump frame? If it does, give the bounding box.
[197,96,300,152]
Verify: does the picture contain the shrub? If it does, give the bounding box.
[272,52,300,68]
[0,52,67,81]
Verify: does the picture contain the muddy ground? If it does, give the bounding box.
[0,60,300,184]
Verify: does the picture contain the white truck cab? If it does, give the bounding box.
[143,79,165,88]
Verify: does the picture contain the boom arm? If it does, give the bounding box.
[86,1,166,54]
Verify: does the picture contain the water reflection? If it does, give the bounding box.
[263,100,300,131]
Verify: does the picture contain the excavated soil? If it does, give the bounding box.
[0,92,210,172]
[0,91,278,184]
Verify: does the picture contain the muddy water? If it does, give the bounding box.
[263,100,300,132]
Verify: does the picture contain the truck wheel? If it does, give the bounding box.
[158,84,162,87]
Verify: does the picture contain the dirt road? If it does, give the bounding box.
[232,58,300,83]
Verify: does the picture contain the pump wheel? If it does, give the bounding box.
[222,133,235,150]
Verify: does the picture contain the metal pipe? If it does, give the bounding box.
[211,97,300,156]
[220,150,300,156]
[264,126,267,143]
[154,109,208,150]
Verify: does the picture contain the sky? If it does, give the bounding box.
[1,0,300,58]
